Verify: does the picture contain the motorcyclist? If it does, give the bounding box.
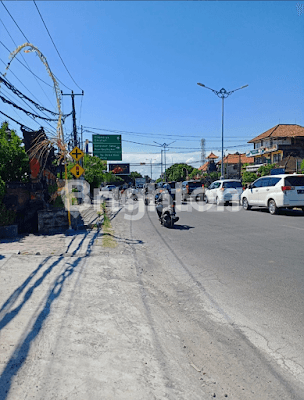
[155,183,178,226]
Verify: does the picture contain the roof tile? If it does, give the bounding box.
[248,124,304,143]
[217,153,254,164]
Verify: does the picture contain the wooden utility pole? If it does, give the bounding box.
[61,90,84,147]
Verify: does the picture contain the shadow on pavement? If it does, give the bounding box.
[250,208,304,217]
[0,229,99,399]
[0,236,23,244]
[173,224,195,231]
[102,231,144,245]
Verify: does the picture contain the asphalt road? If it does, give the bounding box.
[120,197,304,397]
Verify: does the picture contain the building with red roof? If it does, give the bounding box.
[246,124,304,171]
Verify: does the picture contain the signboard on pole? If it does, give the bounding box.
[108,163,130,175]
[70,146,84,162]
[70,163,85,178]
[93,134,122,160]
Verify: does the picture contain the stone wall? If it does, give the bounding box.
[38,209,68,233]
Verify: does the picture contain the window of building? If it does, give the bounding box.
[273,153,281,163]
[256,157,263,164]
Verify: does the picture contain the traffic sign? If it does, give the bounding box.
[93,134,122,160]
[70,163,85,178]
[70,146,84,162]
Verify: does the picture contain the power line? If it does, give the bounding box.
[0,20,72,92]
[84,125,205,139]
[0,110,34,131]
[1,1,30,41]
[85,130,251,152]
[0,75,71,117]
[0,11,56,108]
[0,94,66,122]
[0,85,57,133]
[33,0,83,91]
[0,58,53,108]
[83,125,253,142]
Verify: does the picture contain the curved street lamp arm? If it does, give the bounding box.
[197,82,219,96]
[227,84,249,96]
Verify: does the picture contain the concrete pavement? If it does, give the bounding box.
[0,218,207,399]
[1,202,304,400]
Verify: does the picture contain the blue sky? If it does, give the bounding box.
[0,1,303,178]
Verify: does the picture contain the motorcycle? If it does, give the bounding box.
[155,187,179,228]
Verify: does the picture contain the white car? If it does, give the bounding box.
[204,179,243,205]
[100,185,116,191]
[241,174,304,215]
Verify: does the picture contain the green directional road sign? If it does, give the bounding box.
[92,134,122,160]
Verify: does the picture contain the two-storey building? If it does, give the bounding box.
[246,124,304,172]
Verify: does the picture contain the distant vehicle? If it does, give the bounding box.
[100,185,116,191]
[204,179,243,205]
[143,183,158,205]
[167,181,177,196]
[182,181,204,202]
[241,174,304,215]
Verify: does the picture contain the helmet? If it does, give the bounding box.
[163,184,171,192]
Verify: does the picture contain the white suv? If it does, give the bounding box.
[204,179,243,205]
[241,174,304,215]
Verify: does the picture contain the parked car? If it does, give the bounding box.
[204,179,243,205]
[182,181,205,202]
[241,174,304,215]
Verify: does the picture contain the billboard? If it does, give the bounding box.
[108,163,130,175]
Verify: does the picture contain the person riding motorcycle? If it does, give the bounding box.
[155,183,179,227]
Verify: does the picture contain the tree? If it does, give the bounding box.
[164,163,194,181]
[242,171,257,185]
[64,155,109,190]
[189,168,201,180]
[257,163,276,177]
[82,155,107,188]
[0,122,30,183]
[130,171,142,179]
[0,122,29,226]
[301,159,304,172]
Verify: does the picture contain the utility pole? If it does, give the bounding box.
[201,138,206,167]
[146,159,156,180]
[160,150,163,178]
[154,141,175,182]
[61,90,84,147]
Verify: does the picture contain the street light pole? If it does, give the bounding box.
[197,83,248,179]
[146,158,156,180]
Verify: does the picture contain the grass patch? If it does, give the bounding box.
[101,202,117,248]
